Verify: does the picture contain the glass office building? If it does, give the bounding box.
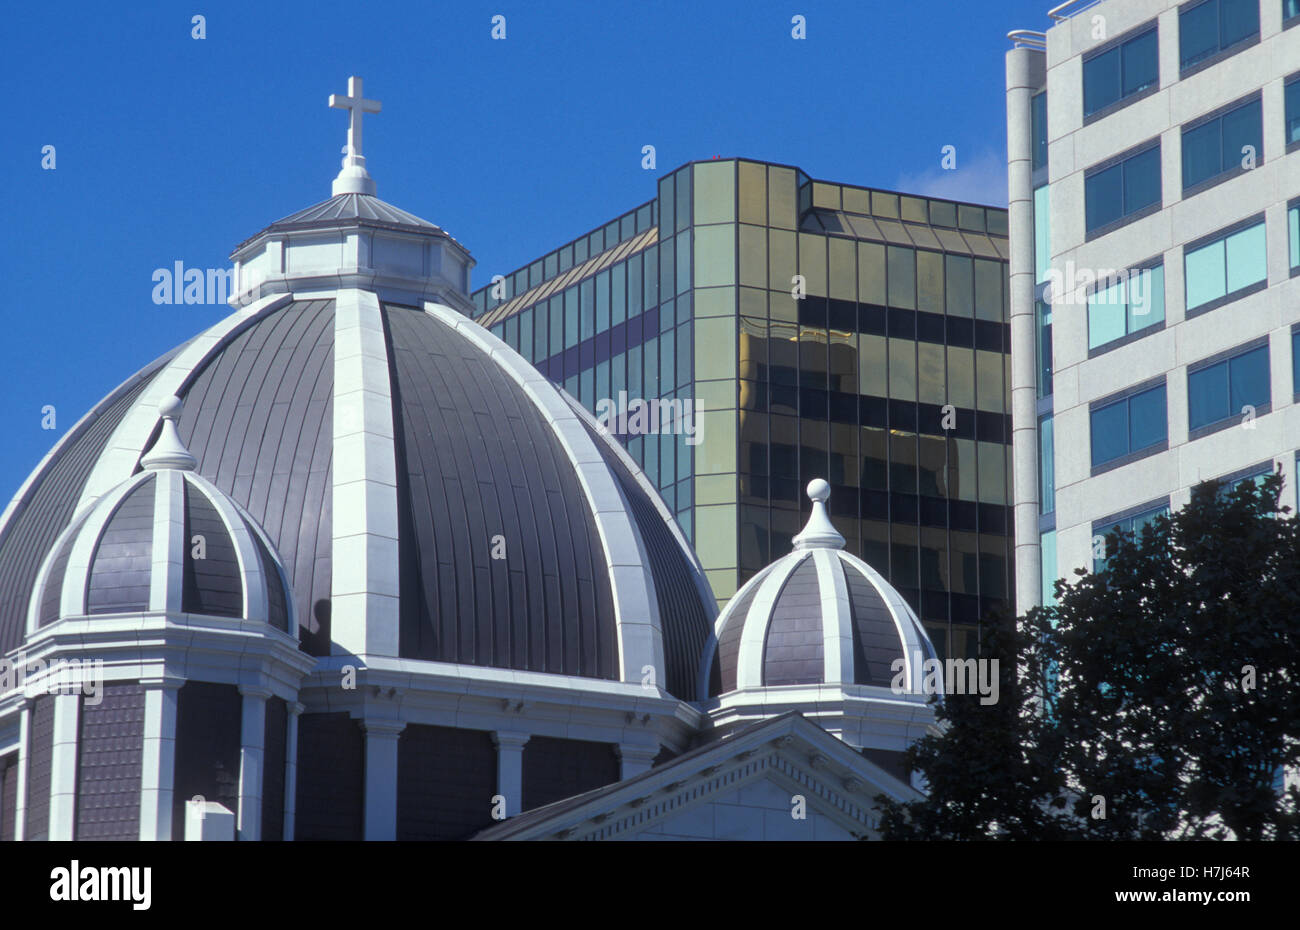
[471,159,1013,659]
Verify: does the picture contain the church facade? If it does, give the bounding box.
[0,78,939,841]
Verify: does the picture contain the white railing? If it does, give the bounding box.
[1008,29,1048,50]
[1048,0,1103,22]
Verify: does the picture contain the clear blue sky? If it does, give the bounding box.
[0,0,1050,502]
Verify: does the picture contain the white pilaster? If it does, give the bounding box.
[492,731,529,820]
[237,687,269,842]
[139,680,182,841]
[362,718,404,840]
[283,702,303,841]
[617,741,659,780]
[331,288,401,659]
[12,700,30,840]
[47,693,79,840]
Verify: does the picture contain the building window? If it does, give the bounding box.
[1293,327,1300,396]
[1184,217,1267,314]
[1093,501,1169,572]
[1039,413,1055,515]
[1085,142,1161,237]
[1034,186,1051,283]
[1036,298,1053,398]
[1289,0,1300,25]
[1032,92,1048,170]
[1083,25,1158,118]
[1188,341,1270,436]
[1090,381,1167,470]
[1088,263,1165,352]
[1040,528,1058,607]
[1179,0,1260,72]
[1182,95,1262,193]
[1291,204,1300,274]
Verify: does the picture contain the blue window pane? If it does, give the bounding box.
[1220,100,1262,171]
[1036,299,1053,397]
[1088,280,1127,349]
[1091,401,1129,466]
[1039,414,1055,514]
[1032,93,1048,170]
[1128,265,1165,332]
[1086,164,1123,231]
[1289,0,1300,21]
[1084,47,1121,115]
[1122,30,1159,97]
[1123,147,1162,213]
[1225,222,1267,293]
[1182,120,1222,189]
[1229,345,1270,413]
[1290,206,1300,270]
[1185,239,1227,310]
[1128,385,1167,450]
[1180,1,1219,67]
[1287,80,1300,145]
[1189,361,1230,429]
[1220,0,1259,46]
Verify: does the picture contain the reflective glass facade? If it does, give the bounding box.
[471,160,1013,658]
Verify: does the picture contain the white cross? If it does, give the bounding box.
[329,76,381,162]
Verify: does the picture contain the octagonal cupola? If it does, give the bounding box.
[27,397,293,633]
[228,76,475,313]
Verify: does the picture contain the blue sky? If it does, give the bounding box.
[0,0,1050,501]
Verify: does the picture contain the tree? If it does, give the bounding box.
[877,472,1300,840]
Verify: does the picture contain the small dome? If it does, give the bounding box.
[703,481,937,696]
[28,399,292,633]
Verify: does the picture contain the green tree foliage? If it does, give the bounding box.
[877,472,1300,839]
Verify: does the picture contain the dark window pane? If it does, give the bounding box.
[1293,331,1300,394]
[1181,1,1220,67]
[1032,92,1048,170]
[1286,80,1300,145]
[1121,29,1159,97]
[1123,146,1161,213]
[1086,164,1123,231]
[1128,384,1167,450]
[1189,361,1230,429]
[1091,401,1128,466]
[1183,120,1222,189]
[1229,345,1270,413]
[1220,99,1261,172]
[1220,0,1259,47]
[1083,47,1121,115]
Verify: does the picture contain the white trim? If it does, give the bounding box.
[813,549,855,686]
[149,470,185,614]
[47,693,78,840]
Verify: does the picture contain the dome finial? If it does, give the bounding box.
[792,479,845,550]
[329,75,381,196]
[141,396,197,472]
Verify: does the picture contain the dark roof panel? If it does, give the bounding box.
[845,561,905,687]
[762,555,824,686]
[181,481,243,619]
[86,476,156,615]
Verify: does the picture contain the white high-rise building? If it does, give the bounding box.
[1006,0,1300,607]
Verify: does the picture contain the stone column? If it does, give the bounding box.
[139,678,183,841]
[237,686,270,841]
[491,731,530,820]
[362,718,405,840]
[283,701,304,841]
[12,699,31,840]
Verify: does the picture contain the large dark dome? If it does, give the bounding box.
[0,285,716,698]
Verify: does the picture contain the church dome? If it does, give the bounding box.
[702,480,938,697]
[29,398,293,631]
[0,76,716,699]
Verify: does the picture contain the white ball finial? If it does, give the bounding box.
[158,396,184,420]
[793,477,845,551]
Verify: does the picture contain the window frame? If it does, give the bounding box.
[1288,0,1300,29]
[1178,0,1261,77]
[1287,73,1300,153]
[1089,376,1169,475]
[1180,91,1263,197]
[1082,21,1161,124]
[1085,257,1167,357]
[1083,138,1163,241]
[1182,213,1268,318]
[1091,496,1170,573]
[1186,336,1272,439]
